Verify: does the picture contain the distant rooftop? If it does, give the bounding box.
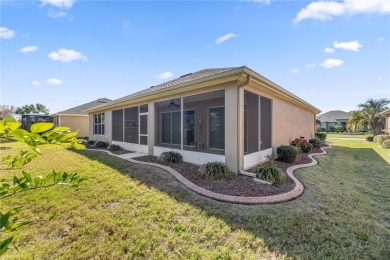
[53,98,112,115]
[316,110,352,122]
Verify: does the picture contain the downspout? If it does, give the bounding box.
[237,74,252,174]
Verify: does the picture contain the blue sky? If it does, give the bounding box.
[1,0,389,114]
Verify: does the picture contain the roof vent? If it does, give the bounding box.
[180,73,192,78]
[98,99,109,103]
[150,85,154,88]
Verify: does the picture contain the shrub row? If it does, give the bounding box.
[382,139,390,149]
[315,132,327,141]
[373,135,390,145]
[309,138,321,148]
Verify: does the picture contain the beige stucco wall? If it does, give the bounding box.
[56,115,89,137]
[272,97,315,147]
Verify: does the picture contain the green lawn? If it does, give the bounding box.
[327,133,372,139]
[1,139,389,259]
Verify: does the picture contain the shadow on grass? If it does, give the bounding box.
[72,146,390,259]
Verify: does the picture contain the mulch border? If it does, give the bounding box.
[85,145,331,205]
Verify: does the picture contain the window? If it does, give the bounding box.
[54,117,59,127]
[183,110,194,145]
[209,107,224,149]
[93,113,105,135]
[161,111,181,145]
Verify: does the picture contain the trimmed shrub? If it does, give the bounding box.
[309,138,321,148]
[108,144,122,151]
[366,136,374,142]
[302,142,313,153]
[87,140,95,145]
[199,161,230,179]
[315,132,327,141]
[95,141,109,148]
[255,165,285,184]
[373,135,390,145]
[382,139,390,149]
[157,151,183,164]
[277,145,298,163]
[334,125,344,133]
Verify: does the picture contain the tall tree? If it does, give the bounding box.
[347,98,389,135]
[15,103,50,115]
[0,105,16,119]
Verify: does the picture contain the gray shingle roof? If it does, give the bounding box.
[115,67,238,101]
[316,110,351,122]
[54,98,112,115]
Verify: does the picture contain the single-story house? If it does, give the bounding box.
[316,110,351,132]
[380,108,390,134]
[86,66,320,173]
[52,98,111,137]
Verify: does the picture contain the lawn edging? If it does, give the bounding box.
[86,145,331,205]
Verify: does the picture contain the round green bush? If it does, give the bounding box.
[366,136,374,142]
[302,142,313,153]
[382,139,390,149]
[199,161,230,180]
[374,135,390,145]
[309,138,321,148]
[108,144,122,151]
[315,132,327,141]
[95,141,109,148]
[277,145,298,163]
[157,151,183,164]
[255,164,285,184]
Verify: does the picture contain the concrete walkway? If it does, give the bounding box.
[86,146,331,205]
[328,138,365,140]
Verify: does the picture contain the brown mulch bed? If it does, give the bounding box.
[132,147,325,197]
[84,143,132,155]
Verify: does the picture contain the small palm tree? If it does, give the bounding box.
[347,98,389,135]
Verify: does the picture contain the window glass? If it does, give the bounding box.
[93,112,105,135]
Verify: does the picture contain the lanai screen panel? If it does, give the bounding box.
[260,96,272,150]
[244,90,259,154]
[183,89,225,154]
[124,106,138,144]
[112,109,124,141]
[155,98,181,149]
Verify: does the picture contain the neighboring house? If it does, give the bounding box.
[52,98,111,137]
[21,114,53,131]
[316,110,351,132]
[380,108,390,134]
[86,66,320,173]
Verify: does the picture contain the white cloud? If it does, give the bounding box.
[0,27,15,39]
[31,80,41,87]
[305,63,317,68]
[48,49,88,62]
[334,40,362,52]
[157,71,173,80]
[320,58,344,68]
[48,9,68,18]
[290,69,300,74]
[251,0,271,4]
[294,0,390,23]
[377,37,385,42]
[324,47,335,53]
[46,78,63,85]
[19,46,38,53]
[40,0,75,9]
[216,33,238,45]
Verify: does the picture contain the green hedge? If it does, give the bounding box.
[309,138,322,148]
[199,161,230,179]
[382,139,390,149]
[315,132,327,141]
[277,145,298,163]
